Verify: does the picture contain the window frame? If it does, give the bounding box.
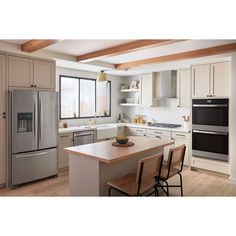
[59,75,111,120]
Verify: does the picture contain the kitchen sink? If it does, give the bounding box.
[96,125,117,140]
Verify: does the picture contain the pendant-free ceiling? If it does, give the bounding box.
[97,70,107,82]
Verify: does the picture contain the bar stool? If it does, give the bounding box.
[107,153,163,196]
[155,144,186,196]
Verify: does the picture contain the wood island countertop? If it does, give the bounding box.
[65,136,173,164]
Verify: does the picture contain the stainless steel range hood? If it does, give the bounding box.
[153,70,177,99]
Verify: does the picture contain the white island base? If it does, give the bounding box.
[69,148,164,196]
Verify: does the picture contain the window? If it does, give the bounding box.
[59,75,111,119]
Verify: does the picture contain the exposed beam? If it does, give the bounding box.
[115,43,236,70]
[77,40,183,62]
[21,40,58,53]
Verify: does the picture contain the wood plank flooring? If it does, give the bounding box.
[0,167,236,196]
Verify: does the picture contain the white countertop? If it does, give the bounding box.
[58,122,190,134]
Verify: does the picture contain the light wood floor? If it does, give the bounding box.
[1,167,236,196]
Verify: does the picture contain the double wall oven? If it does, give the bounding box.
[192,99,229,162]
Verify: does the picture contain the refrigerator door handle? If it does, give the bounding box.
[15,152,47,159]
[39,96,42,147]
[34,100,36,140]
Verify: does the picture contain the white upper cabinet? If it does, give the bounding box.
[211,62,230,97]
[141,74,153,107]
[8,55,55,90]
[192,62,231,98]
[34,60,55,89]
[192,64,210,98]
[0,54,7,184]
[177,69,191,108]
[8,56,33,87]
[140,73,158,107]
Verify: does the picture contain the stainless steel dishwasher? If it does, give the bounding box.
[73,130,94,146]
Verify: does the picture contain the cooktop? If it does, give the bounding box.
[147,123,181,128]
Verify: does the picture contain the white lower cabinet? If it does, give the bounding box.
[191,157,230,175]
[117,125,126,137]
[172,132,190,166]
[126,127,146,137]
[146,129,172,161]
[128,127,190,166]
[58,133,73,169]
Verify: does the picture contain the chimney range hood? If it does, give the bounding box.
[153,70,177,99]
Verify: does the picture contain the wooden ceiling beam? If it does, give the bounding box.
[115,43,236,70]
[21,40,58,53]
[76,40,184,62]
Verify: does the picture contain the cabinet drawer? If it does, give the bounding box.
[130,127,146,136]
[59,133,73,141]
[172,132,190,140]
[146,129,171,137]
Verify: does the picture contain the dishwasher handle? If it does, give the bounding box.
[74,132,93,138]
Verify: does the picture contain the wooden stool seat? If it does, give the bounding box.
[107,153,163,196]
[107,173,156,196]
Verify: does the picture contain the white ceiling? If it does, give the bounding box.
[2,39,236,76]
[46,40,133,56]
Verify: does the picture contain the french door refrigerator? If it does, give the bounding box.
[8,90,58,188]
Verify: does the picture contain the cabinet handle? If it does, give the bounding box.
[30,85,34,87]
[154,131,162,134]
[60,135,69,138]
[156,136,161,139]
[135,129,143,132]
[2,112,6,119]
[175,134,186,137]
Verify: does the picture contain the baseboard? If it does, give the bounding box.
[229,177,236,185]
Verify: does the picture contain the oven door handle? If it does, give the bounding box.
[192,104,228,107]
[192,130,228,135]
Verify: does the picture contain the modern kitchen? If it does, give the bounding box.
[0,39,236,197]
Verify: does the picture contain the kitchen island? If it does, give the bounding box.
[65,136,173,196]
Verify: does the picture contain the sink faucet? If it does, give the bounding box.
[91,112,101,125]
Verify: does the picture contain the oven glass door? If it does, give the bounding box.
[192,105,228,126]
[192,130,228,155]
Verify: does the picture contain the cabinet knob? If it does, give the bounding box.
[30,85,34,87]
[34,85,37,88]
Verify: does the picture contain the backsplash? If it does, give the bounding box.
[123,99,190,125]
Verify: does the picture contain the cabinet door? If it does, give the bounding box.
[211,62,230,97]
[192,64,210,98]
[117,126,126,137]
[0,54,7,184]
[8,56,33,87]
[141,74,153,106]
[146,134,172,161]
[58,133,73,169]
[34,60,55,89]
[177,69,191,108]
[173,138,189,166]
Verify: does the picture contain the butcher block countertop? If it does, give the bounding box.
[65,136,173,164]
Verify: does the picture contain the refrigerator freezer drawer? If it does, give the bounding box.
[11,148,58,186]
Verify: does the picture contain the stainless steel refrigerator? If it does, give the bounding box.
[8,90,58,188]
